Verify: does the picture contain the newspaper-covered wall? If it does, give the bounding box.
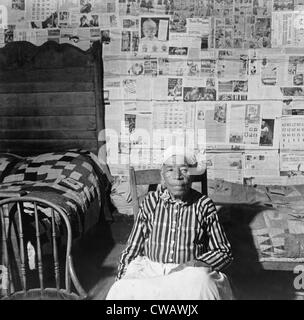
[2,0,304,187]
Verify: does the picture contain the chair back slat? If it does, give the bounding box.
[0,196,87,300]
[33,202,44,294]
[129,167,208,221]
[16,202,27,293]
[133,169,162,185]
[0,206,9,296]
[51,208,60,290]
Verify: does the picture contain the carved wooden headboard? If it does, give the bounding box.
[0,40,105,158]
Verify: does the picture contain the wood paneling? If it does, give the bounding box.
[0,67,93,83]
[0,106,96,116]
[0,92,95,108]
[0,140,97,151]
[0,116,96,130]
[0,82,94,93]
[0,41,105,156]
[0,130,96,140]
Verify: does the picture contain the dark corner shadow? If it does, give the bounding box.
[72,189,117,293]
[217,203,296,300]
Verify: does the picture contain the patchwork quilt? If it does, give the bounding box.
[0,149,109,238]
[250,208,304,262]
[211,180,304,264]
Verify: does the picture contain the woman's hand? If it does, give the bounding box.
[168,260,212,275]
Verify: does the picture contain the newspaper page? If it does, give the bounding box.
[217,50,249,101]
[244,150,280,177]
[272,11,293,47]
[229,103,246,145]
[169,33,201,60]
[158,57,186,76]
[200,57,216,77]
[271,10,304,47]
[286,55,304,86]
[207,152,244,184]
[186,17,210,50]
[201,102,228,145]
[121,76,153,101]
[212,16,235,49]
[250,51,286,99]
[102,29,121,56]
[104,77,122,102]
[282,99,304,115]
[129,112,154,170]
[280,151,304,177]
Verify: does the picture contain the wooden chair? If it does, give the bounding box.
[129,167,208,220]
[0,196,87,300]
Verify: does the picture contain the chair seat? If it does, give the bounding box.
[2,288,81,300]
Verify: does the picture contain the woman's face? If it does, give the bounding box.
[162,155,191,199]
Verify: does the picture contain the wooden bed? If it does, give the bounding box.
[0,39,111,229]
[0,40,111,299]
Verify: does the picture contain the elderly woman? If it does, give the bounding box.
[106,147,233,300]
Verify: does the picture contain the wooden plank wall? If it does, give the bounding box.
[0,41,105,156]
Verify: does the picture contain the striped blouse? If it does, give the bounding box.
[117,187,233,280]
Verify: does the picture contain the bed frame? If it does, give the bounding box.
[0,40,106,161]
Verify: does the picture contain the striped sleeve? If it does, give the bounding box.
[196,198,233,271]
[116,193,152,280]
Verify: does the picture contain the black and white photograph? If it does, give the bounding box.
[11,0,24,10]
[183,86,205,101]
[1,0,304,306]
[140,16,169,41]
[168,46,188,56]
[259,118,275,146]
[168,77,183,99]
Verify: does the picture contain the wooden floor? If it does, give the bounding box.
[72,213,133,300]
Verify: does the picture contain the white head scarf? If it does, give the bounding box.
[161,145,206,175]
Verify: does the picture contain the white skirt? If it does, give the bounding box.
[106,256,234,300]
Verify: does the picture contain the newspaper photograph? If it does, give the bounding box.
[259,119,275,147]
[139,15,170,54]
